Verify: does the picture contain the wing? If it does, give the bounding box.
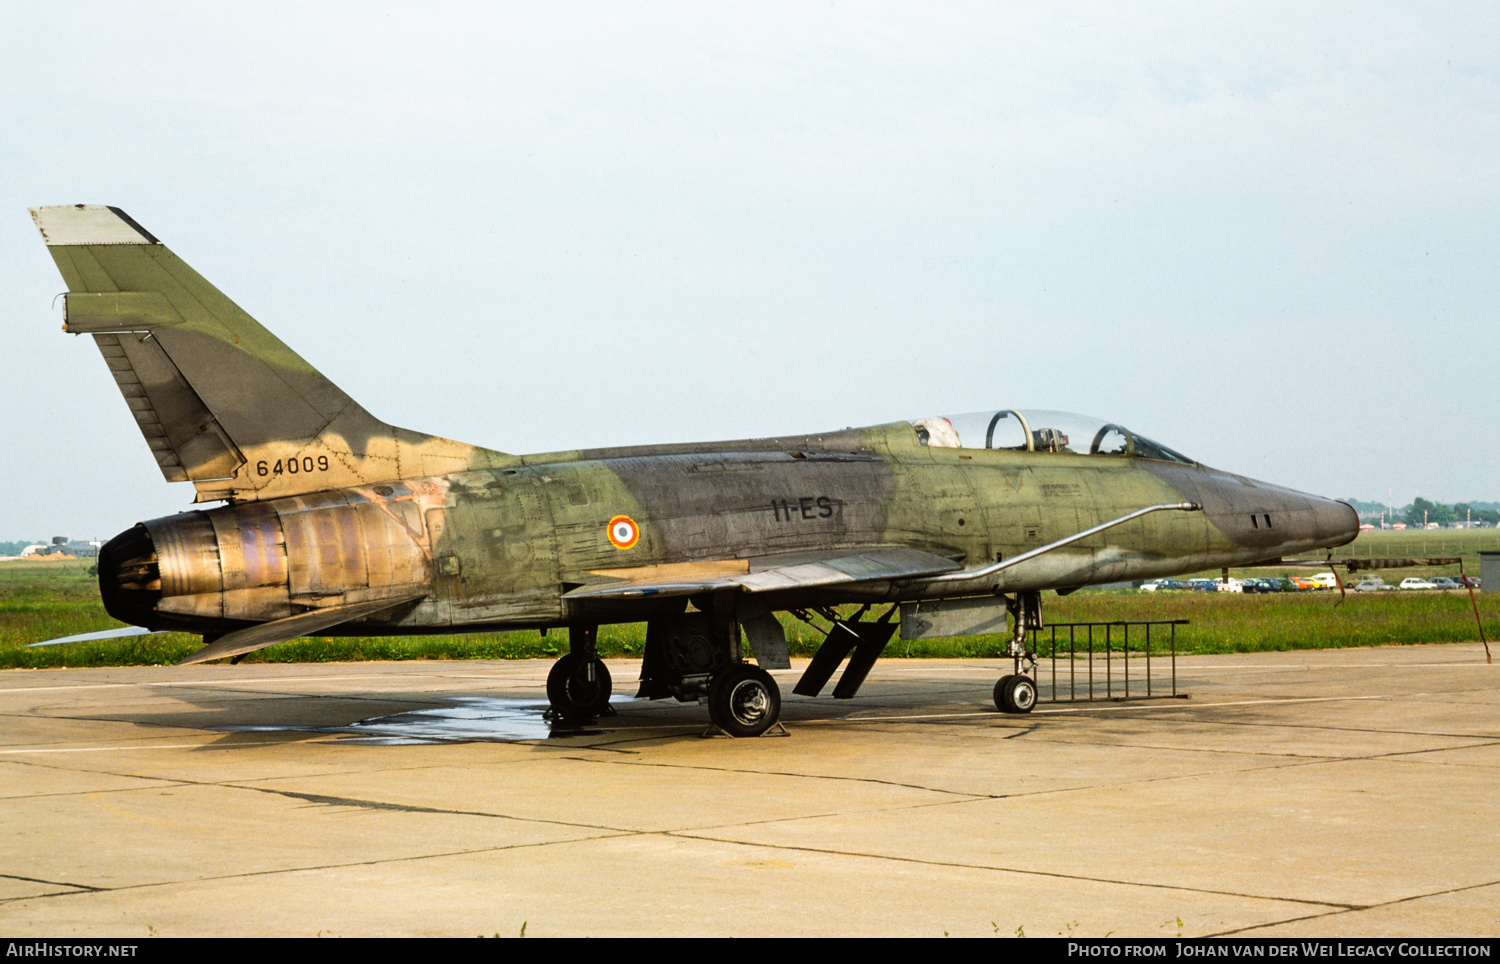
[563,547,962,600]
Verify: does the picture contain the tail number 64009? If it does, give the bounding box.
[257,456,330,477]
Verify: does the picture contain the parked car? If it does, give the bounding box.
[1186,578,1219,592]
[1457,575,1482,588]
[1353,579,1386,592]
[1287,576,1317,591]
[1309,573,1339,590]
[1428,577,1462,590]
[1399,578,1437,590]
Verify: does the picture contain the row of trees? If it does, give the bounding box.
[1402,498,1498,527]
[1348,498,1500,527]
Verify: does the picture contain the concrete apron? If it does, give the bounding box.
[0,644,1496,937]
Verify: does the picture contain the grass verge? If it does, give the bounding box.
[2,560,1494,669]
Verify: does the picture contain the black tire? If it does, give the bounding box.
[707,664,781,737]
[993,675,1015,712]
[1000,674,1037,714]
[546,652,613,720]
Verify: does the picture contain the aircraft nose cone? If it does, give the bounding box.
[1314,498,1360,549]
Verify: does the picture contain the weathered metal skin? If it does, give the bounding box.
[102,419,1356,637]
[100,481,444,634]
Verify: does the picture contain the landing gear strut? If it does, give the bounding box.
[994,591,1042,714]
[546,624,613,721]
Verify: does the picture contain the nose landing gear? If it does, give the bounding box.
[994,591,1042,714]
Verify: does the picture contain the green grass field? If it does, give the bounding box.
[1,557,1493,669]
[1335,527,1500,564]
[1171,527,1499,584]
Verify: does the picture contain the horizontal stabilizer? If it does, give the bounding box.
[564,546,961,600]
[177,591,426,665]
[27,626,163,648]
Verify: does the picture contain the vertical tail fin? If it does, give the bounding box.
[32,205,512,502]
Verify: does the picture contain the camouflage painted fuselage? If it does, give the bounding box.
[104,421,1357,637]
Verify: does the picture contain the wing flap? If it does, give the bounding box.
[563,547,961,600]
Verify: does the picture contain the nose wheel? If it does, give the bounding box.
[994,674,1037,713]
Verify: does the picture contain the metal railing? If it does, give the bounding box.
[1032,620,1188,702]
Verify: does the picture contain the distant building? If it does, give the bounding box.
[21,536,101,559]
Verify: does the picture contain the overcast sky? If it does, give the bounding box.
[2,3,1496,539]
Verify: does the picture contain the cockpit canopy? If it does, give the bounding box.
[910,410,1194,464]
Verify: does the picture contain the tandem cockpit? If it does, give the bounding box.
[911,410,1195,464]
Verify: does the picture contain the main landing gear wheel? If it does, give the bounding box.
[708,664,782,737]
[546,652,613,721]
[994,674,1037,714]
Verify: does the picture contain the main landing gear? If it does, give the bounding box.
[633,608,786,738]
[707,664,781,737]
[544,615,787,737]
[545,624,613,722]
[993,591,1043,715]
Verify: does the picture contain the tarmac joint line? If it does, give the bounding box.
[1208,877,1500,937]
[660,831,1367,912]
[219,782,651,837]
[0,872,101,892]
[0,833,649,909]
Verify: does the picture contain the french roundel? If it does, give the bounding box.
[607,515,640,550]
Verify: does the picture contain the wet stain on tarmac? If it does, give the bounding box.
[212,695,634,744]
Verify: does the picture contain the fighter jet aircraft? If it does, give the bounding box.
[27,205,1358,736]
